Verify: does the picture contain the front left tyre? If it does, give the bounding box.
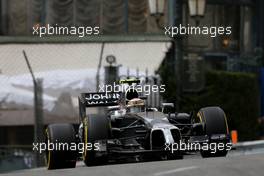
[45,123,77,169]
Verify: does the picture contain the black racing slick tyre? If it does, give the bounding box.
[83,114,110,166]
[197,107,230,158]
[45,124,77,170]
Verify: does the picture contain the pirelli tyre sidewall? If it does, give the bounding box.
[45,123,77,169]
[197,107,229,157]
[83,114,110,166]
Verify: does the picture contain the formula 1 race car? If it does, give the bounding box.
[45,79,231,169]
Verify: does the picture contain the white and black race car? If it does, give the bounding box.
[45,80,231,169]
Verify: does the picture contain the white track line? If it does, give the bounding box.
[154,166,198,176]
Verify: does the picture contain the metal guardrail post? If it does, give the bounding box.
[34,78,44,167]
[23,50,44,167]
[174,0,183,111]
[96,43,105,91]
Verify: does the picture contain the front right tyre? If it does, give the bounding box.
[197,107,230,158]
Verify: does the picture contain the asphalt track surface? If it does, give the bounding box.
[2,150,264,176]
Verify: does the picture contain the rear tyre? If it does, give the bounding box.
[83,114,110,166]
[198,107,229,158]
[45,124,77,169]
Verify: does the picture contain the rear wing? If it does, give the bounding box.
[78,92,121,120]
[79,92,121,107]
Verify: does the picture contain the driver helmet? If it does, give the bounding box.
[127,98,145,113]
